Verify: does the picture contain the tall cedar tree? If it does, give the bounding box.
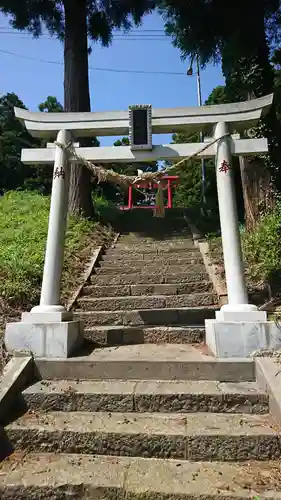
[159,0,281,227]
[0,0,155,216]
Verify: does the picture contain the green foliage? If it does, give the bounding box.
[202,202,281,292]
[0,1,155,46]
[0,92,35,193]
[172,162,202,208]
[0,191,97,305]
[93,193,120,224]
[170,131,216,208]
[273,51,281,126]
[159,0,281,190]
[0,92,64,195]
[0,1,156,217]
[159,1,280,66]
[242,202,281,284]
[204,86,229,105]
[38,96,63,112]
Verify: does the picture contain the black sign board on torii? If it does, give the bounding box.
[129,104,153,151]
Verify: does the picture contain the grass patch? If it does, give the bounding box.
[0,191,112,307]
[0,191,114,371]
[204,205,281,304]
[242,204,281,293]
[93,194,120,226]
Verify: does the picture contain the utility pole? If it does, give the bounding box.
[196,54,206,205]
[187,54,206,206]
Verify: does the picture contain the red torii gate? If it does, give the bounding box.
[124,175,179,210]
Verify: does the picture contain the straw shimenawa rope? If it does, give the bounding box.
[55,133,229,186]
[55,132,230,217]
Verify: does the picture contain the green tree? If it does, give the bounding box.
[170,130,216,209]
[272,49,281,124]
[0,93,35,193]
[0,0,155,217]
[159,0,280,144]
[159,0,281,227]
[38,96,64,113]
[0,93,69,195]
[204,86,229,106]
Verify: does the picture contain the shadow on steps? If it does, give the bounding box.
[110,208,193,240]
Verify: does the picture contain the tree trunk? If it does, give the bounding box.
[64,0,94,217]
[239,90,274,232]
[239,156,274,231]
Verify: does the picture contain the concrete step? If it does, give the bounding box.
[3,454,281,499]
[74,306,216,327]
[84,325,205,345]
[118,237,193,243]
[91,272,209,286]
[101,254,203,264]
[5,411,280,461]
[106,249,201,259]
[118,233,191,240]
[22,379,268,414]
[118,234,192,240]
[108,245,197,255]
[77,294,216,312]
[33,344,255,381]
[95,264,206,275]
[82,282,214,298]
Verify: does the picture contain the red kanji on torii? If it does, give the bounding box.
[219,160,231,173]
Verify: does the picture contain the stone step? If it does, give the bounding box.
[5,411,280,461]
[106,249,201,259]
[33,344,255,381]
[84,325,205,345]
[82,282,214,298]
[3,454,281,499]
[101,253,202,264]
[118,232,191,239]
[91,272,209,286]
[22,379,268,414]
[118,236,192,242]
[74,306,216,327]
[77,294,216,312]
[95,264,206,275]
[95,263,206,276]
[118,233,192,239]
[109,245,196,254]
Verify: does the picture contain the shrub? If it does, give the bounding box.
[243,202,281,288]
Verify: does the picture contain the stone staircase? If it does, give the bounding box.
[1,211,281,498]
[74,212,217,347]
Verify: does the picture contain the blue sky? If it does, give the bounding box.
[0,10,224,145]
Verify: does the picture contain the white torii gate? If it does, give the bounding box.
[5,94,281,358]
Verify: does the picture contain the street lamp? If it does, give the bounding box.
[187,54,206,206]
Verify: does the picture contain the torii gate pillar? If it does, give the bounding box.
[5,130,84,358]
[205,122,277,358]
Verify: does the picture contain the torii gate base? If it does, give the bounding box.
[4,95,281,358]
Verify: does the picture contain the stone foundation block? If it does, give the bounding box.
[206,319,281,358]
[5,320,84,358]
